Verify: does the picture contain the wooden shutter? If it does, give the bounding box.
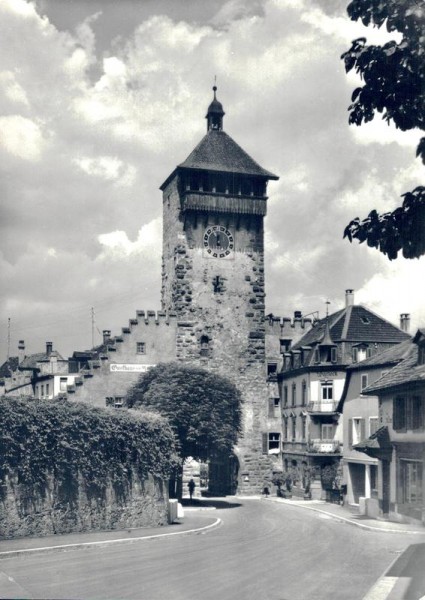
[359,418,366,442]
[268,398,275,418]
[394,396,406,431]
[348,418,353,449]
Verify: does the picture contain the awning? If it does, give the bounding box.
[354,426,392,460]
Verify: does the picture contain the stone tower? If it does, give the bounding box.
[160,87,279,494]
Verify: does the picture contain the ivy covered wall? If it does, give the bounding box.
[0,397,179,539]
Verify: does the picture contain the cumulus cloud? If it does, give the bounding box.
[0,115,45,160]
[0,0,423,359]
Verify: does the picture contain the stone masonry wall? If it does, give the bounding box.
[0,472,168,539]
[161,176,279,493]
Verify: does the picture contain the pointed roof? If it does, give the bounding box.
[160,88,278,190]
[319,317,335,346]
[293,305,409,349]
[177,130,278,179]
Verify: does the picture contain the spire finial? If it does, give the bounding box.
[206,79,225,131]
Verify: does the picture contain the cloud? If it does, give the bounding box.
[0,115,45,160]
[0,0,423,359]
[97,218,161,258]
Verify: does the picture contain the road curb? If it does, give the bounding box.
[264,497,425,535]
[0,517,222,560]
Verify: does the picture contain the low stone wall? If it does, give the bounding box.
[0,472,168,539]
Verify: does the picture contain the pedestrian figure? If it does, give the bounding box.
[188,478,195,501]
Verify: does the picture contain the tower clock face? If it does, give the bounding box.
[203,226,234,258]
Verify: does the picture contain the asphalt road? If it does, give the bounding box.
[0,498,422,600]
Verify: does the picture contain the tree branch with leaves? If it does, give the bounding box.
[342,0,425,259]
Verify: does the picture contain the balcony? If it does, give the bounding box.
[307,401,338,414]
[307,439,340,454]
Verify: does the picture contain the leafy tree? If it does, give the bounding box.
[341,0,425,260]
[126,363,243,497]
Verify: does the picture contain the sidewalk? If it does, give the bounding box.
[264,495,425,535]
[0,512,220,559]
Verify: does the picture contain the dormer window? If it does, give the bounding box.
[361,316,371,324]
[353,344,370,363]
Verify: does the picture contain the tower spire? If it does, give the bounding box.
[206,83,225,132]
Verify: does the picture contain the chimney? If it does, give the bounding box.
[345,289,354,307]
[18,340,25,364]
[46,341,53,356]
[103,330,111,345]
[400,313,410,333]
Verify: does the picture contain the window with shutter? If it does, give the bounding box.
[411,396,424,430]
[394,397,406,431]
[348,418,353,449]
[359,418,365,441]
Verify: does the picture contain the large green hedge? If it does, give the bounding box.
[0,397,179,502]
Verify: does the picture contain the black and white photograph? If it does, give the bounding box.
[0,0,424,598]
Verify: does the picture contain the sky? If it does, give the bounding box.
[0,0,423,361]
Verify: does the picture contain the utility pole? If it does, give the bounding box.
[91,307,95,349]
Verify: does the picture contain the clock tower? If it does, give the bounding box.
[160,87,279,494]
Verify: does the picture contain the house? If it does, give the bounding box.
[358,329,425,525]
[279,289,410,498]
[0,341,76,399]
[337,338,412,515]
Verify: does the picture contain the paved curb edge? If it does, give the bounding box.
[264,497,424,535]
[0,517,222,559]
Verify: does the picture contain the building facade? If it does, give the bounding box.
[360,330,425,524]
[337,339,412,514]
[279,290,409,498]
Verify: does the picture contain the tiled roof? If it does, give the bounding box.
[293,305,409,349]
[348,338,412,371]
[19,353,47,369]
[0,356,19,378]
[364,341,425,394]
[19,350,64,370]
[178,130,279,179]
[292,309,345,348]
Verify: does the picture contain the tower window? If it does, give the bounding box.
[200,335,210,358]
[137,342,146,354]
[212,275,225,293]
[267,362,277,378]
